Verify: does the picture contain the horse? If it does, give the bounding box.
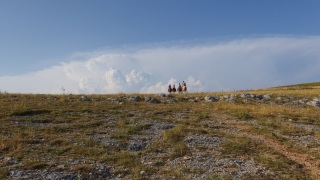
[172,87,176,93]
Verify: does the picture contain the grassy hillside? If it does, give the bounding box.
[273,82,320,89]
[0,82,319,179]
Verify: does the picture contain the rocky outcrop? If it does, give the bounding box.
[145,97,160,104]
[307,98,320,107]
[77,94,320,108]
[80,95,90,101]
[128,96,142,102]
[204,96,219,102]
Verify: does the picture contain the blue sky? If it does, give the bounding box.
[1,1,320,93]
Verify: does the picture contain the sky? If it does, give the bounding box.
[1,0,320,94]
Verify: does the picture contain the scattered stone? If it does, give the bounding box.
[188,98,197,102]
[107,98,122,104]
[149,98,160,104]
[220,94,238,102]
[144,96,152,102]
[262,94,271,100]
[250,94,257,98]
[81,95,90,101]
[255,94,264,100]
[183,156,192,160]
[5,157,19,165]
[57,165,65,169]
[204,96,219,102]
[297,99,308,104]
[166,93,174,98]
[294,124,320,132]
[307,98,320,107]
[128,140,149,151]
[128,96,142,102]
[185,135,223,148]
[91,98,100,102]
[239,93,271,101]
[9,167,112,180]
[157,93,174,98]
[241,93,250,98]
[158,93,167,98]
[145,97,160,104]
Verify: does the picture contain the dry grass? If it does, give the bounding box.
[0,82,319,179]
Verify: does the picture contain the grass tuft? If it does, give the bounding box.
[163,125,186,143]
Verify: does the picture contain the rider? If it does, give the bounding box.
[172,84,176,93]
[182,81,187,92]
[168,84,172,93]
[178,83,182,93]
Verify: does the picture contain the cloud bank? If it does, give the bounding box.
[1,36,320,94]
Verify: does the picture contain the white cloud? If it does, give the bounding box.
[1,36,320,94]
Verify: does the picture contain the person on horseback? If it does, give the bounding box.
[168,84,172,93]
[177,83,182,93]
[172,84,176,93]
[182,81,187,93]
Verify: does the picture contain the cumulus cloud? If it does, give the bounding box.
[1,36,320,94]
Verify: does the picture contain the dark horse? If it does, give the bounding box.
[172,85,176,93]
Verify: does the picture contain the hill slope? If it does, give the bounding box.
[274,82,320,89]
[0,82,319,179]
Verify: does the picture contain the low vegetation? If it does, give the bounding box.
[0,82,319,179]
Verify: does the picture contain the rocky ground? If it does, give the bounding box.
[1,93,319,179]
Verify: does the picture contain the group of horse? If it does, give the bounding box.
[168,81,187,94]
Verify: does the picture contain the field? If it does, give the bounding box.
[0,82,320,179]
